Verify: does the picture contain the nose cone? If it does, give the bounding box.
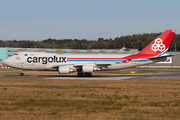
[3,59,12,67]
[2,59,7,66]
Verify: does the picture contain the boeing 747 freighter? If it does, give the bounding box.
[3,30,176,76]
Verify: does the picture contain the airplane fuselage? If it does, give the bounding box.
[4,52,154,71]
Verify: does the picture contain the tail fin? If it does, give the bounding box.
[138,30,176,56]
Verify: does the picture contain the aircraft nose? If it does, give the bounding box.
[2,59,8,66]
[3,59,12,66]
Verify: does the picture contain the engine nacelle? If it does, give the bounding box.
[58,66,74,74]
[82,65,94,73]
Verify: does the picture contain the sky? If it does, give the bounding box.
[0,0,180,40]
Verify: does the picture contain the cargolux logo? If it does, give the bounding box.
[151,38,165,52]
[27,56,67,64]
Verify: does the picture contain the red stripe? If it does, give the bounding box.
[67,58,123,60]
[0,67,11,69]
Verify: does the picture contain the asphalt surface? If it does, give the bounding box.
[0,69,180,80]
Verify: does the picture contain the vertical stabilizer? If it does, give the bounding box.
[138,30,175,56]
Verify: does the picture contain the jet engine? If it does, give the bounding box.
[82,65,100,73]
[58,66,74,74]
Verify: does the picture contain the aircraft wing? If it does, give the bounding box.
[72,63,113,68]
[95,63,112,67]
[44,62,113,70]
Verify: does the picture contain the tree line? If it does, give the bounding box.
[0,32,180,51]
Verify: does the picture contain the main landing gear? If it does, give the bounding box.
[77,71,92,77]
[19,70,24,76]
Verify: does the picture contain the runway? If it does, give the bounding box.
[0,70,180,80]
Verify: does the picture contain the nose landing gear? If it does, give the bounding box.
[19,70,24,76]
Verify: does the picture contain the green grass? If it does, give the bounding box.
[124,95,130,100]
[172,93,179,96]
[81,94,86,97]
[134,95,139,99]
[115,91,118,93]
[3,87,7,91]
[113,94,122,100]
[121,115,143,120]
[14,98,127,112]
[57,92,61,96]
[1,78,180,119]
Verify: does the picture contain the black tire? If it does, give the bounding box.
[77,72,81,77]
[19,73,24,76]
[89,73,92,77]
[85,73,88,77]
[81,73,84,77]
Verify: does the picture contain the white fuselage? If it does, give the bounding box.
[3,52,154,71]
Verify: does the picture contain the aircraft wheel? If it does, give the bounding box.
[81,73,85,77]
[84,73,92,77]
[77,72,80,76]
[19,73,24,76]
[85,73,88,77]
[77,71,85,77]
[89,73,92,77]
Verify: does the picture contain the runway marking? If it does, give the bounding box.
[46,76,137,80]
[31,75,40,78]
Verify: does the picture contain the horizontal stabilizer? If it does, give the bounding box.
[148,54,174,60]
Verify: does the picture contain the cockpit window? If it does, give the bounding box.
[8,53,18,58]
[8,54,14,57]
